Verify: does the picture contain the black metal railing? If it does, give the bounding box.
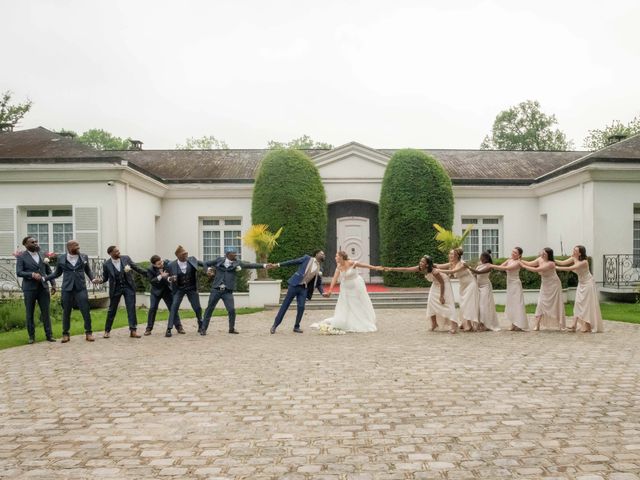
[602,254,640,288]
[0,257,108,296]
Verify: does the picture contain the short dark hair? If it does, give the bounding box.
[150,255,161,264]
[576,245,587,261]
[543,247,554,262]
[515,246,523,257]
[312,249,323,257]
[22,236,35,246]
[107,245,117,255]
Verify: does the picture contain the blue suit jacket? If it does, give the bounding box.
[16,251,55,291]
[46,253,95,292]
[167,256,203,290]
[279,255,324,299]
[205,257,264,291]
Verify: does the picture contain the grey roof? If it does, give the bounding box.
[1,127,638,185]
[379,149,587,183]
[109,149,327,181]
[0,127,101,158]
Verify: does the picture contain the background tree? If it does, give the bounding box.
[583,116,640,150]
[267,134,332,149]
[54,129,78,137]
[481,100,573,151]
[0,91,33,127]
[252,149,327,285]
[76,129,131,150]
[176,135,229,149]
[379,149,454,287]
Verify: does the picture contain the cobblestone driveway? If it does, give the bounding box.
[1,310,639,479]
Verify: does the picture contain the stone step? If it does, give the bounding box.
[265,300,429,311]
[269,290,431,310]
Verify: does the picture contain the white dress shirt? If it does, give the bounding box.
[177,260,188,274]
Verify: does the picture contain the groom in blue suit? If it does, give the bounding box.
[270,249,325,334]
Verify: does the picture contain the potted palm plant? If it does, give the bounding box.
[242,224,284,307]
[433,223,474,254]
[433,223,474,302]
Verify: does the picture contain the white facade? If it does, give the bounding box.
[1,141,639,289]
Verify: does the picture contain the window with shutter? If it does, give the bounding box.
[73,206,100,256]
[0,207,16,256]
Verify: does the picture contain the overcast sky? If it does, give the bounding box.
[3,0,639,150]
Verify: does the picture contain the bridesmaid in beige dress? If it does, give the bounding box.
[521,248,566,331]
[385,255,459,333]
[465,250,500,331]
[491,247,528,331]
[555,245,603,333]
[438,247,480,331]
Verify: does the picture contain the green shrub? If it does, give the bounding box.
[251,149,327,285]
[379,149,454,287]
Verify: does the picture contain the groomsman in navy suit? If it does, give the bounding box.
[270,249,325,334]
[200,248,267,335]
[16,236,57,344]
[166,245,204,337]
[100,246,147,338]
[144,255,179,335]
[45,239,100,343]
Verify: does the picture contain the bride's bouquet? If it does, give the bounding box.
[318,323,345,335]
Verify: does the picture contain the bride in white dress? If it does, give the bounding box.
[310,251,379,333]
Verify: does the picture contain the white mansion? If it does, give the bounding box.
[1,127,639,293]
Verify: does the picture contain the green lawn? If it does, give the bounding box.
[495,302,639,323]
[0,307,263,350]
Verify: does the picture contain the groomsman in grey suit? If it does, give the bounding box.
[200,248,267,335]
[166,245,204,337]
[16,236,57,344]
[100,246,147,338]
[145,255,179,335]
[46,239,100,343]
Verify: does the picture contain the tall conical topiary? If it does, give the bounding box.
[379,149,454,286]
[252,149,327,284]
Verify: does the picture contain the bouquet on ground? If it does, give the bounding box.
[318,323,346,335]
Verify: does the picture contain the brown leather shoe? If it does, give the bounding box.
[61,335,70,343]
[103,332,111,339]
[85,334,95,342]
[176,326,186,334]
[130,330,141,338]
[144,329,152,336]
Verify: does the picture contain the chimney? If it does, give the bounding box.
[0,123,14,133]
[128,139,143,150]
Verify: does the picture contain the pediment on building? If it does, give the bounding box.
[313,142,390,179]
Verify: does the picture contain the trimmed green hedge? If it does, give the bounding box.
[379,149,454,287]
[251,149,327,285]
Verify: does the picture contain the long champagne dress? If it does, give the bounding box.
[573,262,603,332]
[505,261,529,330]
[454,264,479,325]
[535,266,566,330]
[475,265,500,331]
[425,271,458,329]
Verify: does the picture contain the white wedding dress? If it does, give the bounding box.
[311,266,377,332]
